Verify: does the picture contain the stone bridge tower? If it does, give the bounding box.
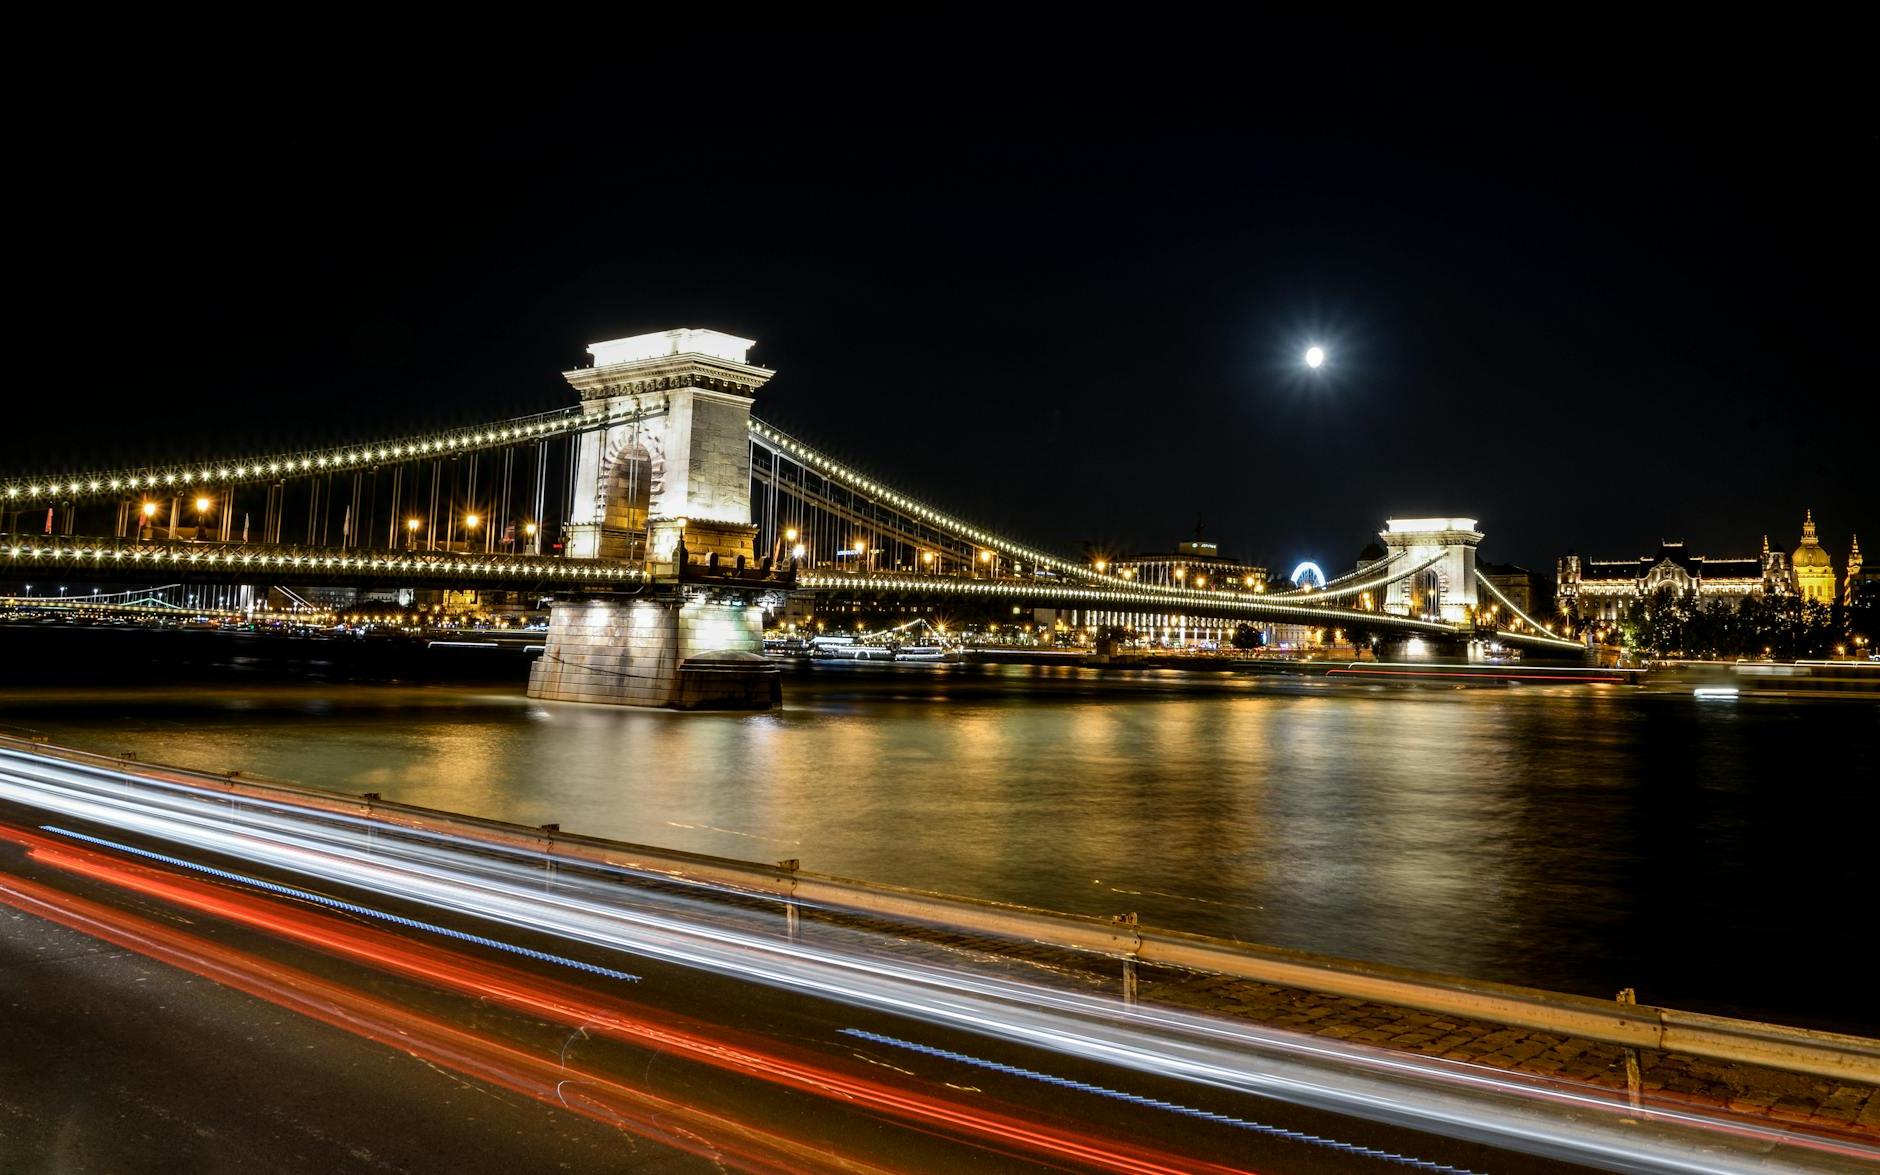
[1379,517,1482,623]
[563,329,773,572]
[529,329,785,711]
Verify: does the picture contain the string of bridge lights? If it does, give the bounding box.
[748,422,1092,579]
[754,423,1492,619]
[1472,571,1583,649]
[1265,550,1446,601]
[3,390,1560,643]
[0,402,665,505]
[0,539,644,583]
[795,572,1458,633]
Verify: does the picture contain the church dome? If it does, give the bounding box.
[1792,509,1833,568]
[1793,542,1833,568]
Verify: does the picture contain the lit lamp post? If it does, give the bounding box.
[464,512,481,552]
[406,517,421,550]
[193,496,212,542]
[523,521,537,555]
[139,501,158,541]
[1093,558,1108,576]
[979,549,994,578]
[921,550,936,573]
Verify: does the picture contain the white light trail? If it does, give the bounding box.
[1,752,1868,1174]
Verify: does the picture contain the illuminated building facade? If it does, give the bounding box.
[1790,510,1838,606]
[1557,535,1797,621]
[1088,539,1272,648]
[1109,540,1268,592]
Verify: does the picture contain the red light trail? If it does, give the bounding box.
[0,822,1258,1175]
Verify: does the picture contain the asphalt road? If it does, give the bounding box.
[0,766,1863,1175]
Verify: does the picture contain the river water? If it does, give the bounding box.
[4,661,1872,1033]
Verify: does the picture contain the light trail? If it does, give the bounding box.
[8,826,1253,1175]
[3,750,1875,1173]
[0,870,868,1175]
[842,1029,1480,1175]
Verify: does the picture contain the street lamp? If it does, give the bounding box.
[1093,559,1109,575]
[774,526,800,568]
[193,495,212,541]
[406,517,421,549]
[1304,344,1326,369]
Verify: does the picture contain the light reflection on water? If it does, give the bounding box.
[8,664,1874,1031]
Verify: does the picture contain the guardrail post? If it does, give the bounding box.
[1115,912,1141,1004]
[1617,987,1642,1108]
[778,859,801,940]
[541,824,561,888]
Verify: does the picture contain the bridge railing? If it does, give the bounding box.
[2,731,1871,1086]
[0,533,646,587]
[799,571,1470,631]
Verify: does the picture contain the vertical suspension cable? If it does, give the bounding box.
[427,459,440,551]
[499,448,513,553]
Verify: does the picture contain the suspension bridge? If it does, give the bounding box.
[1,328,1580,707]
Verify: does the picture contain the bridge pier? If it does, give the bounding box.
[1375,633,1472,662]
[527,588,780,710]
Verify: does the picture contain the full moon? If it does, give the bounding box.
[1304,345,1326,369]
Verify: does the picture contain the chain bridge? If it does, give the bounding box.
[1,329,1580,707]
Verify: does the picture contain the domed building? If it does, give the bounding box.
[1791,510,1838,606]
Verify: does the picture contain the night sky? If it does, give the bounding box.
[11,28,1873,575]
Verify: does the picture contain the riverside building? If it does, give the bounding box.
[1556,511,1843,621]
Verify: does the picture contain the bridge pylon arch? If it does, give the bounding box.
[1378,517,1482,623]
[562,328,773,572]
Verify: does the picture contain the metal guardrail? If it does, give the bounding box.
[2,732,1874,1086]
